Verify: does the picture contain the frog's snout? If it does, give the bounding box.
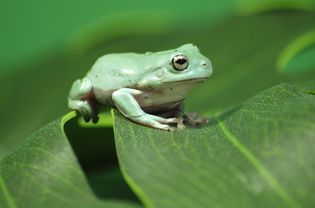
[201,60,208,67]
[199,59,213,78]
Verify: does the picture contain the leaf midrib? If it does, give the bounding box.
[218,120,301,208]
[0,174,16,208]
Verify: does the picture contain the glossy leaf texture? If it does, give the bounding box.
[113,82,315,208]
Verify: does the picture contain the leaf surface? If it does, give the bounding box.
[277,29,315,74]
[113,83,315,208]
[0,112,140,208]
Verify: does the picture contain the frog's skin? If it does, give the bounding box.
[68,44,213,131]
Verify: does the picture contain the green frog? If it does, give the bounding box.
[68,44,213,131]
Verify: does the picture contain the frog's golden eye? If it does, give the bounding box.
[172,54,188,71]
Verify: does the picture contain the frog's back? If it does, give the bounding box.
[87,53,149,88]
[86,53,150,105]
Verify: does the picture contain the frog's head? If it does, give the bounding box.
[165,43,212,83]
[138,43,212,90]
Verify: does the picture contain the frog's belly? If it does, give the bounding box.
[93,87,184,113]
[134,91,184,113]
[140,99,182,113]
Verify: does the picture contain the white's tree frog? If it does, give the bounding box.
[68,44,213,131]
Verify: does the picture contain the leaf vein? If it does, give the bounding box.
[14,162,89,199]
[0,174,17,208]
[218,120,301,208]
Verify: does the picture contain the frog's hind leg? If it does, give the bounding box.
[68,78,99,123]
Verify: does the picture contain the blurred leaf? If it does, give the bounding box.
[4,0,315,75]
[113,82,315,208]
[0,1,233,73]
[236,0,315,15]
[277,29,315,74]
[0,112,141,208]
[185,11,315,113]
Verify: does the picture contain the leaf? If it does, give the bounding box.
[0,112,141,208]
[113,82,315,208]
[276,29,315,74]
[185,12,315,113]
[235,0,315,15]
[1,3,315,208]
[0,1,234,74]
[1,81,314,208]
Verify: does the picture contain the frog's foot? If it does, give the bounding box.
[68,78,99,123]
[68,100,99,123]
[176,116,185,129]
[130,114,178,131]
[69,78,93,98]
[183,112,209,126]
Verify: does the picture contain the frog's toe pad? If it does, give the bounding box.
[79,78,93,95]
[176,117,185,129]
[73,101,98,123]
[147,114,178,124]
[130,114,176,131]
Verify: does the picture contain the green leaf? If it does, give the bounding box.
[0,112,140,208]
[2,82,314,207]
[236,0,315,15]
[277,29,315,74]
[113,82,315,208]
[0,1,234,74]
[2,3,315,208]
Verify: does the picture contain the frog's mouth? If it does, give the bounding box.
[163,77,208,84]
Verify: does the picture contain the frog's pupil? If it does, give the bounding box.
[172,54,188,71]
[176,58,186,65]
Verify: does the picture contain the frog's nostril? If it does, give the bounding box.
[201,61,207,67]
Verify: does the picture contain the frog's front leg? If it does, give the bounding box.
[68,78,99,123]
[112,88,178,131]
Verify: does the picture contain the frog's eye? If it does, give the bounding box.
[172,54,188,71]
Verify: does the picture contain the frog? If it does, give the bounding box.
[68,43,213,131]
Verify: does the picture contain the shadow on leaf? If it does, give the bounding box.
[64,114,140,203]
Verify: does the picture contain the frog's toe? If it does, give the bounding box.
[73,100,98,123]
[79,78,93,95]
[78,106,92,122]
[152,123,176,131]
[183,112,209,126]
[154,123,173,131]
[91,115,99,124]
[82,112,99,123]
[147,114,178,124]
[176,117,185,129]
[165,117,178,123]
[82,114,91,122]
[167,126,177,131]
[129,114,174,131]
